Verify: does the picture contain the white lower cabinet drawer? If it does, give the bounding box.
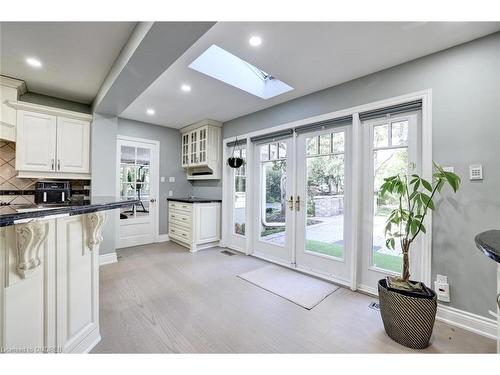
[168,201,192,213]
[169,209,191,228]
[169,224,191,242]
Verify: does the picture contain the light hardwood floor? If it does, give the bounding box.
[92,241,496,353]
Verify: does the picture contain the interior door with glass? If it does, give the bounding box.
[252,138,295,264]
[360,112,421,291]
[295,127,352,284]
[117,138,159,248]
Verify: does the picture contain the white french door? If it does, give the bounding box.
[359,112,422,292]
[252,138,295,265]
[116,136,159,248]
[252,130,353,285]
[295,126,352,284]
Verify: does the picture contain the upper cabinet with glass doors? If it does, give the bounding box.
[180,119,222,180]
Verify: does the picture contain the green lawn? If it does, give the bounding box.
[306,239,343,258]
[305,239,403,274]
[373,251,402,274]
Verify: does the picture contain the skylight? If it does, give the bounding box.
[188,45,293,100]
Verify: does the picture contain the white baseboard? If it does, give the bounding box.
[157,234,170,243]
[436,305,497,340]
[99,252,118,266]
[70,328,101,353]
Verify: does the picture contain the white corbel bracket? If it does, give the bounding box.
[85,212,107,251]
[15,220,48,279]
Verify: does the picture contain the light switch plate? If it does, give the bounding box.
[160,176,165,183]
[169,176,175,183]
[168,190,173,197]
[469,164,483,180]
[443,166,454,173]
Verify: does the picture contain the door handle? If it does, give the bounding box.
[51,159,54,170]
[57,159,61,171]
[295,196,301,211]
[287,196,294,210]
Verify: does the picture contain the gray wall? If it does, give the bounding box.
[20,92,92,113]
[117,118,192,234]
[91,114,118,254]
[223,32,500,318]
[191,180,222,199]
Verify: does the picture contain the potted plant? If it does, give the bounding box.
[378,162,460,349]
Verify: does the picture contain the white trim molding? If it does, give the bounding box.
[157,234,170,243]
[0,75,27,95]
[99,252,118,266]
[6,100,93,121]
[436,305,498,340]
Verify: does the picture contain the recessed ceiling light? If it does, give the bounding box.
[181,84,191,92]
[146,108,155,115]
[26,57,42,68]
[249,36,262,47]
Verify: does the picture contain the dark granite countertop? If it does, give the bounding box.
[475,230,500,263]
[0,197,139,227]
[167,197,222,203]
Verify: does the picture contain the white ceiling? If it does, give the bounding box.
[0,22,136,104]
[121,22,500,129]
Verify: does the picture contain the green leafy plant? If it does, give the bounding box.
[380,162,460,289]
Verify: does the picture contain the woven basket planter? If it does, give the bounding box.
[378,279,437,349]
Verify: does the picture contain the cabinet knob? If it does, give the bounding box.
[150,198,156,203]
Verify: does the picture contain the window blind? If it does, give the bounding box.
[359,100,422,121]
[294,115,352,134]
[250,128,294,144]
[226,138,247,148]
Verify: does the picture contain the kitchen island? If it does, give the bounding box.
[475,230,500,353]
[0,198,138,353]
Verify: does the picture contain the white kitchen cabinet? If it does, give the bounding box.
[56,116,90,174]
[0,76,26,142]
[16,110,57,172]
[181,132,190,167]
[9,101,92,179]
[168,200,221,252]
[0,212,104,353]
[180,119,222,180]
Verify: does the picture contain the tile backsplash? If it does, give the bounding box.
[0,141,90,205]
[0,141,36,204]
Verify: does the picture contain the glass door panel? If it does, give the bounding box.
[253,139,294,264]
[360,112,421,290]
[199,127,207,164]
[190,131,197,164]
[119,144,151,220]
[295,127,352,283]
[233,148,247,236]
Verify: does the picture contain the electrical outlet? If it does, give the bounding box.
[168,190,173,197]
[160,176,165,183]
[443,166,454,173]
[169,176,175,183]
[436,274,447,284]
[435,274,450,302]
